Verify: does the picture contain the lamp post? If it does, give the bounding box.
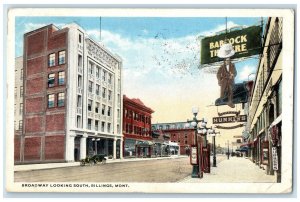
[209,129,220,167]
[187,107,206,178]
[227,140,230,160]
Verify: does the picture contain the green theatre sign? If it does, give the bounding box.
[200,25,262,65]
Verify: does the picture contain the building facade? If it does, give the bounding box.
[14,56,23,132]
[247,17,282,182]
[15,23,123,164]
[123,95,154,158]
[152,122,194,155]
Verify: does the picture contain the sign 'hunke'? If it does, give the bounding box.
[200,25,262,65]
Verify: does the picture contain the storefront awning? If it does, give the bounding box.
[269,114,282,130]
[136,141,154,147]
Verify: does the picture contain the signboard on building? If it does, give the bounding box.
[213,115,247,124]
[272,147,279,171]
[200,25,262,65]
[190,145,198,165]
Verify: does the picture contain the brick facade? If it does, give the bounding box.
[152,122,195,155]
[16,24,68,163]
[123,95,154,157]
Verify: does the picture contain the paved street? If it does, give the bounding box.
[15,157,191,183]
[15,155,276,183]
[179,155,276,183]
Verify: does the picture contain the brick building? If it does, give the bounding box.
[123,95,154,158]
[15,23,122,164]
[152,122,195,155]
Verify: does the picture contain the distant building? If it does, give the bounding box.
[152,122,194,155]
[14,56,23,161]
[123,95,154,158]
[246,17,282,182]
[15,23,122,164]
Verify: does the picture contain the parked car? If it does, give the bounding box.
[80,154,107,166]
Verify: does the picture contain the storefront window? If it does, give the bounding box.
[124,139,136,157]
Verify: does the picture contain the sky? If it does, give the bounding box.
[15,16,264,147]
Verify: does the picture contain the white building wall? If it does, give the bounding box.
[63,23,123,161]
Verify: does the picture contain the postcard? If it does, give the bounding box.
[5,8,294,193]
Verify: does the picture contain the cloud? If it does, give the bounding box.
[199,21,242,37]
[237,65,257,81]
[24,23,65,33]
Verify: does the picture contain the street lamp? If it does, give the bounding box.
[227,140,230,160]
[208,129,220,167]
[187,106,205,178]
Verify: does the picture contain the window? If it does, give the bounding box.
[48,94,55,108]
[107,123,111,133]
[102,87,106,98]
[20,69,23,80]
[88,100,92,111]
[107,106,111,117]
[88,62,93,75]
[108,74,112,84]
[77,116,81,128]
[117,124,120,134]
[185,140,188,144]
[89,81,93,93]
[101,122,105,132]
[95,120,99,131]
[102,69,106,81]
[48,73,55,87]
[117,94,120,104]
[78,54,82,67]
[79,34,82,43]
[102,104,106,115]
[108,90,112,101]
[117,109,120,118]
[19,103,23,115]
[58,71,65,85]
[118,79,121,90]
[58,93,65,107]
[20,86,23,98]
[96,84,100,95]
[77,95,82,107]
[48,53,55,67]
[59,51,66,65]
[14,87,17,98]
[19,120,23,130]
[95,102,100,113]
[88,119,92,130]
[96,66,100,78]
[78,75,82,88]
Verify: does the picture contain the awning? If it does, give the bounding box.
[269,114,282,130]
[136,141,154,147]
[236,146,249,152]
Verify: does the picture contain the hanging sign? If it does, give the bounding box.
[200,25,262,65]
[212,115,247,124]
[272,147,279,171]
[215,124,245,129]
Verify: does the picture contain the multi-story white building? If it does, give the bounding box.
[16,23,123,164]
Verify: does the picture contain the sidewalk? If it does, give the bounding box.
[178,156,276,183]
[14,155,187,172]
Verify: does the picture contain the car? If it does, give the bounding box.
[80,154,107,166]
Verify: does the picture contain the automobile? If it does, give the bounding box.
[80,154,107,166]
